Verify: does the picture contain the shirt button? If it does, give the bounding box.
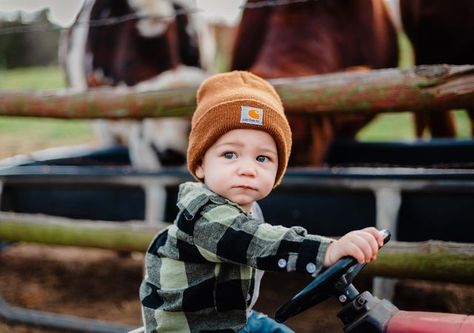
[306,262,316,274]
[278,258,287,269]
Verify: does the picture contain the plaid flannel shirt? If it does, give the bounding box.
[140,182,332,333]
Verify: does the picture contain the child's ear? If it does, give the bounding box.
[195,164,205,179]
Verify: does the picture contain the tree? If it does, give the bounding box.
[0,9,60,69]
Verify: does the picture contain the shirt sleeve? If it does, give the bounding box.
[190,203,333,276]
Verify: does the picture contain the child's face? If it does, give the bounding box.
[196,129,278,212]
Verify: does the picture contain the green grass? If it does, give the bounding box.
[358,112,415,141]
[397,31,415,69]
[357,111,471,141]
[0,116,94,140]
[0,66,66,90]
[453,110,472,138]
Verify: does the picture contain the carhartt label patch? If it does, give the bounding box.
[240,106,263,126]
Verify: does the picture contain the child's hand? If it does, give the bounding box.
[323,227,384,267]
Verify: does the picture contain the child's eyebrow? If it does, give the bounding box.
[214,141,244,149]
[258,149,278,158]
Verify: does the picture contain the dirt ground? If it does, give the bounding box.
[0,243,473,333]
[0,244,142,333]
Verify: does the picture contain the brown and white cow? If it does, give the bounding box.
[399,0,474,137]
[61,0,213,169]
[231,0,399,166]
[60,0,214,221]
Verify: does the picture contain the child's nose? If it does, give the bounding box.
[237,159,257,177]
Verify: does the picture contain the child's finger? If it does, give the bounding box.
[350,234,376,262]
[355,231,379,257]
[347,242,366,263]
[349,231,377,259]
[362,227,384,247]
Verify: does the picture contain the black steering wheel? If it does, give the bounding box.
[275,230,391,323]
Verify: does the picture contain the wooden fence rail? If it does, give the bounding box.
[0,212,472,283]
[0,65,474,119]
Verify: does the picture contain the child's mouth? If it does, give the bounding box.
[234,185,257,191]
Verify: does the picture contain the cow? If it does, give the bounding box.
[60,0,214,221]
[399,0,474,137]
[61,0,213,168]
[231,0,399,166]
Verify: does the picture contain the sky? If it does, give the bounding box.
[0,0,244,26]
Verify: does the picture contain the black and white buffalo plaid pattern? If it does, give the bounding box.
[140,182,332,332]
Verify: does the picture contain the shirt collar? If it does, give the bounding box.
[177,181,246,218]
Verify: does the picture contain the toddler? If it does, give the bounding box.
[140,71,383,332]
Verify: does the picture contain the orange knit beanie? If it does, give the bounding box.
[187,71,292,186]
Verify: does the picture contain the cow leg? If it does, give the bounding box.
[332,113,376,139]
[309,116,335,166]
[414,110,456,138]
[286,115,335,167]
[414,111,428,138]
[428,110,457,138]
[467,109,474,136]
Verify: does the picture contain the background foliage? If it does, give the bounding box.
[0,9,59,69]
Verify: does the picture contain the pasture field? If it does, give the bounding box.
[0,66,471,159]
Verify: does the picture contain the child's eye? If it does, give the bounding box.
[223,152,237,160]
[256,155,270,163]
